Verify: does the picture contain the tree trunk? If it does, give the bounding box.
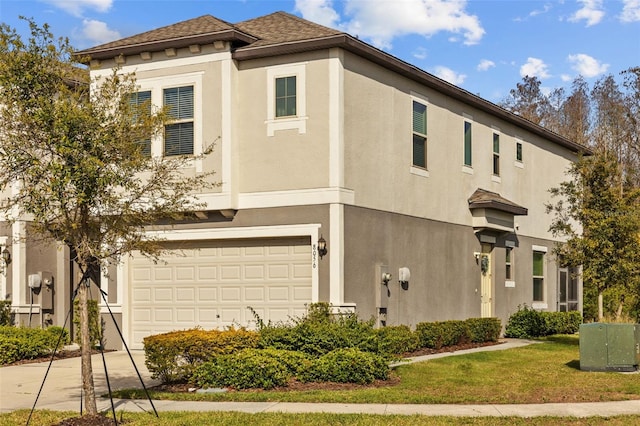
[78,279,97,415]
[598,291,604,322]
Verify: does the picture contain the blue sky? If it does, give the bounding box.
[1,0,639,102]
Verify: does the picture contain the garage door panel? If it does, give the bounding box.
[245,264,265,279]
[154,288,173,301]
[198,287,217,301]
[293,286,312,301]
[176,288,195,301]
[153,308,173,322]
[129,237,312,349]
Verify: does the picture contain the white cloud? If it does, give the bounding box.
[567,53,609,77]
[81,19,121,45]
[433,66,466,85]
[41,0,113,17]
[294,0,340,28]
[520,57,551,79]
[477,59,495,71]
[620,0,640,22]
[413,47,428,60]
[561,74,573,82]
[297,0,485,50]
[569,0,605,26]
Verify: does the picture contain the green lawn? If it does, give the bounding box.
[2,410,640,426]
[115,335,640,404]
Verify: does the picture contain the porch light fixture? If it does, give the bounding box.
[1,247,10,265]
[317,235,327,259]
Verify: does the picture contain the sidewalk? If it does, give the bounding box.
[1,340,640,418]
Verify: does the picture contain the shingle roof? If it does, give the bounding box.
[75,11,591,156]
[235,11,343,47]
[468,189,528,216]
[75,15,257,59]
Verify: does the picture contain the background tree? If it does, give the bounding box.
[502,69,640,321]
[0,20,216,414]
[547,153,640,321]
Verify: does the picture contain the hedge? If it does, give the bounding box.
[504,305,582,338]
[143,327,259,382]
[415,318,501,349]
[299,348,389,385]
[0,325,70,365]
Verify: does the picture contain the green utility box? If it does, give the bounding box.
[579,323,640,372]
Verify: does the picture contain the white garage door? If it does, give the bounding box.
[129,237,312,348]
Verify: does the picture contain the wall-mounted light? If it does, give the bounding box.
[318,235,327,259]
[1,248,10,266]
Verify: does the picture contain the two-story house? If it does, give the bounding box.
[3,12,587,349]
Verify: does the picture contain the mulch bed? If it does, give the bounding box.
[52,414,122,426]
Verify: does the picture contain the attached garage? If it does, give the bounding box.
[127,237,312,348]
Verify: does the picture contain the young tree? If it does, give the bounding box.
[0,20,216,414]
[547,153,640,321]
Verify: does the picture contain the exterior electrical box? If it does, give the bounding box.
[579,323,640,372]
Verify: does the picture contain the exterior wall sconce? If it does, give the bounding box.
[1,248,10,266]
[318,235,327,259]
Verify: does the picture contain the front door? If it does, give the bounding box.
[480,243,493,318]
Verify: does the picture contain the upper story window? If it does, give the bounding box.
[492,133,500,176]
[464,121,472,167]
[516,141,523,162]
[266,63,307,136]
[164,85,194,156]
[275,76,297,118]
[412,101,427,169]
[129,90,152,156]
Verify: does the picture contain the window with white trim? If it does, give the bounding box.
[516,141,523,162]
[533,251,545,302]
[506,247,513,280]
[275,76,296,118]
[266,63,307,136]
[412,101,427,169]
[164,85,194,156]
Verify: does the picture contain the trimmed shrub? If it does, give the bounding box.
[192,349,294,390]
[299,348,389,385]
[375,325,420,356]
[0,336,21,364]
[542,311,582,335]
[466,318,501,343]
[505,306,545,338]
[506,306,582,338]
[0,300,12,326]
[0,325,70,364]
[143,327,259,383]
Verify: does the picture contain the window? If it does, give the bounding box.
[164,86,194,156]
[129,91,152,156]
[505,247,512,280]
[533,251,545,301]
[492,133,500,176]
[275,76,296,117]
[412,101,427,168]
[516,141,523,162]
[464,121,472,167]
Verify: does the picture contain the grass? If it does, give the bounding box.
[114,335,640,404]
[2,410,640,426]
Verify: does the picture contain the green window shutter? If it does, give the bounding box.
[533,252,544,276]
[464,121,472,166]
[412,101,426,135]
[516,142,523,162]
[412,134,426,168]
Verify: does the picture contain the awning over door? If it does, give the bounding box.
[468,188,528,234]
